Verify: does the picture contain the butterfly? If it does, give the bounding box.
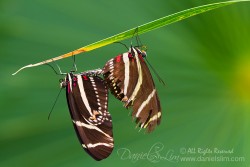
[60,69,114,160]
[102,46,161,132]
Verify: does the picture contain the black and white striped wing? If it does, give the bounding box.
[103,47,161,132]
[65,73,113,161]
[103,52,138,103]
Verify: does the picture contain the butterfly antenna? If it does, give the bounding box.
[46,60,66,75]
[46,63,60,75]
[113,42,129,50]
[48,88,63,120]
[145,58,166,86]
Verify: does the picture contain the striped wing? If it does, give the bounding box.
[103,47,161,132]
[65,73,113,161]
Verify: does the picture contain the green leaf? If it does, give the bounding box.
[12,0,250,75]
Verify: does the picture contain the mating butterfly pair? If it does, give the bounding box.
[60,46,161,160]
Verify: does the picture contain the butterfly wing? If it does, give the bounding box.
[103,52,138,103]
[130,48,161,132]
[103,47,161,132]
[65,73,113,161]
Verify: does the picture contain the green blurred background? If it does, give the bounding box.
[1,0,250,166]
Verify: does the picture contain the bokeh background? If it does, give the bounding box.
[1,0,249,166]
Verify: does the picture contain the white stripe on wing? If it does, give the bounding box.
[77,75,92,116]
[123,53,130,95]
[73,120,113,141]
[136,89,156,117]
[82,142,113,148]
[127,47,143,104]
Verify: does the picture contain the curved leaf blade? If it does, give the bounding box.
[12,0,250,75]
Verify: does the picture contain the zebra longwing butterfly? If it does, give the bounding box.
[60,69,114,161]
[102,46,161,132]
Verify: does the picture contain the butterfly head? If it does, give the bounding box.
[141,50,147,58]
[60,78,67,88]
[59,73,73,89]
[130,46,147,58]
[140,45,148,58]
